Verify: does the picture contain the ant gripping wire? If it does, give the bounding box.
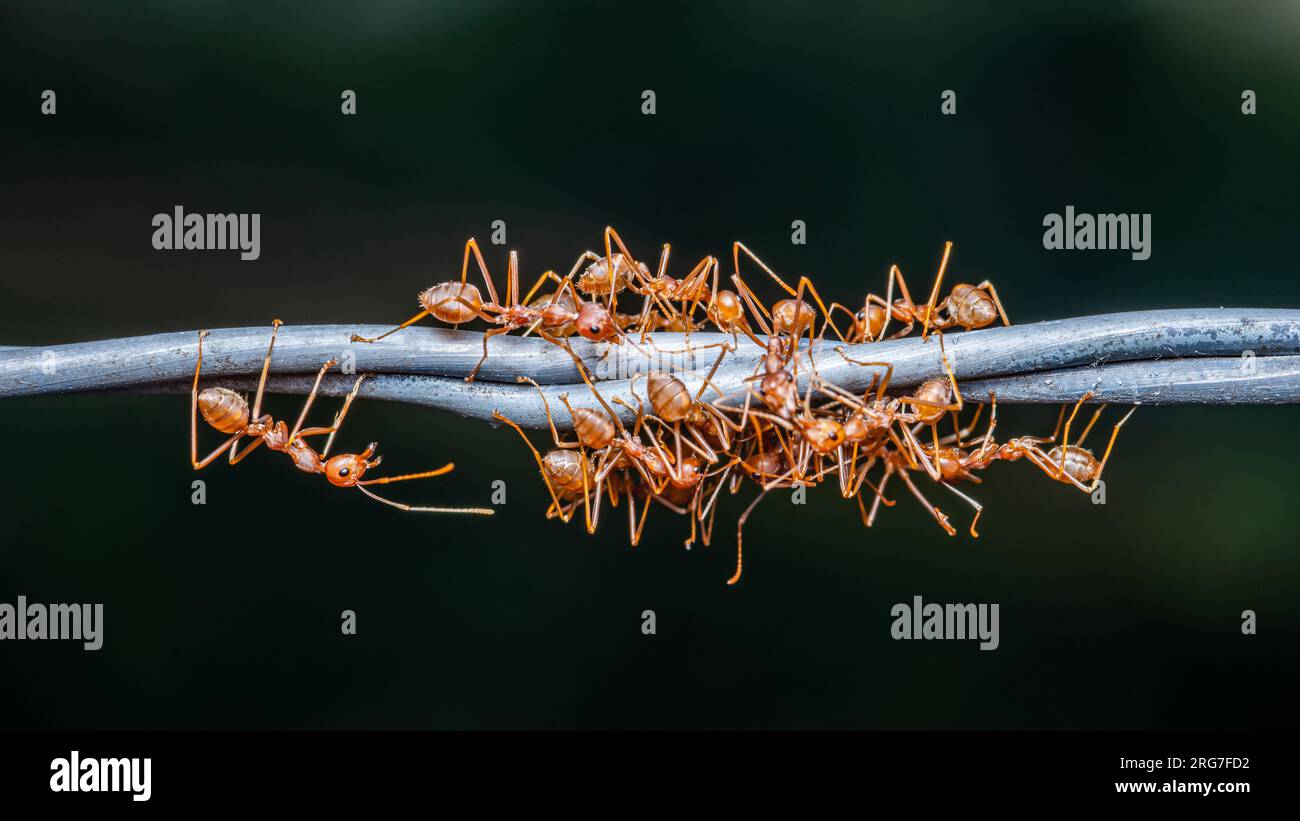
[1,309,1299,429]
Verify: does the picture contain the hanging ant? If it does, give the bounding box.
[192,321,493,515]
[985,391,1138,493]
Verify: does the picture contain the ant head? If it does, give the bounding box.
[324,443,381,487]
[576,300,615,341]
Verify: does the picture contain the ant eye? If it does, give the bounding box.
[338,467,350,477]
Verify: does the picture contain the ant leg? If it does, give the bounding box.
[937,403,987,448]
[630,481,654,547]
[921,241,954,341]
[430,295,499,325]
[973,279,1011,327]
[728,487,770,586]
[835,350,894,399]
[578,448,600,535]
[517,376,580,450]
[1087,405,1138,492]
[792,275,847,343]
[733,241,797,302]
[674,254,715,343]
[938,481,984,537]
[493,410,574,523]
[504,250,519,307]
[861,462,896,526]
[1021,445,1090,491]
[230,358,341,465]
[519,268,566,307]
[604,226,642,314]
[1058,392,1094,473]
[351,310,430,344]
[190,330,243,469]
[1018,403,1069,447]
[304,374,368,458]
[883,264,916,339]
[1073,403,1109,448]
[826,302,865,342]
[351,241,497,340]
[731,273,775,337]
[194,432,245,469]
[461,237,500,308]
[466,327,512,383]
[250,319,282,421]
[288,359,338,441]
[550,250,602,305]
[538,331,628,433]
[897,467,956,536]
[938,331,963,411]
[899,425,942,481]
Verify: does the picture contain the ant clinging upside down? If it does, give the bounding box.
[191,320,494,515]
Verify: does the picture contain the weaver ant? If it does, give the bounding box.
[877,242,1010,340]
[353,239,642,380]
[988,391,1137,493]
[192,321,493,515]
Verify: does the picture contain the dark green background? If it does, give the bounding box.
[1,1,1297,729]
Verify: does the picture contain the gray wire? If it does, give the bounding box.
[126,354,1300,433]
[6,308,1286,428]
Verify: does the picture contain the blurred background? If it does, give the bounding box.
[1,0,1298,729]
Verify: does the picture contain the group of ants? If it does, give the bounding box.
[190,227,1135,584]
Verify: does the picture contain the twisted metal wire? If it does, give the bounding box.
[2,309,1298,429]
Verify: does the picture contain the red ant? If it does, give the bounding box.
[192,321,494,515]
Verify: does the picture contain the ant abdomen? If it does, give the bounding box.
[198,387,249,434]
[569,407,616,449]
[1045,445,1099,484]
[908,379,954,425]
[948,284,999,329]
[647,374,692,423]
[420,281,483,324]
[543,448,589,496]
[745,450,786,482]
[579,254,643,295]
[771,298,815,336]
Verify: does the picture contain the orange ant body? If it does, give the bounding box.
[986,392,1137,493]
[192,321,493,515]
[354,239,632,380]
[877,242,1010,340]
